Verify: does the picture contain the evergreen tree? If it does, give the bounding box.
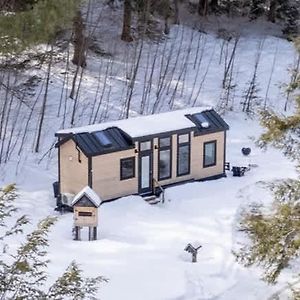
[281,2,300,38]
[0,0,79,54]
[250,0,266,19]
[235,40,300,297]
[0,184,106,299]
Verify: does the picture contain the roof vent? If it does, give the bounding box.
[201,121,209,128]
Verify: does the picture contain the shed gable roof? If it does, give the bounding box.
[72,186,101,207]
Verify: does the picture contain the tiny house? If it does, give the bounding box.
[55,107,229,209]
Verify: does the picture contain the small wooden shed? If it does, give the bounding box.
[71,186,101,241]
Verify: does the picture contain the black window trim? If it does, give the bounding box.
[177,133,191,177]
[158,136,172,181]
[203,140,217,168]
[120,156,136,180]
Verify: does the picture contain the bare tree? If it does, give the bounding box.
[198,0,208,16]
[35,45,54,153]
[121,0,133,42]
[268,0,278,22]
[174,0,180,24]
[72,11,87,67]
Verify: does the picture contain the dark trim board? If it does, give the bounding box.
[99,173,227,205]
[88,157,93,188]
[223,131,227,174]
[133,127,195,142]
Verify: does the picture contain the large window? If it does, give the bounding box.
[120,157,135,180]
[203,141,216,167]
[177,133,190,176]
[158,137,171,180]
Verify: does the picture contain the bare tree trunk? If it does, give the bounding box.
[138,0,150,36]
[268,0,278,23]
[72,11,87,68]
[121,0,133,42]
[174,0,179,24]
[198,0,208,16]
[210,0,218,12]
[35,45,53,153]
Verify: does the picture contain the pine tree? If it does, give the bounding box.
[250,0,266,19]
[235,40,300,297]
[281,2,299,38]
[0,184,107,299]
[0,0,79,54]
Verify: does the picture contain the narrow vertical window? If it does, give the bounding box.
[203,141,217,167]
[177,133,190,176]
[158,137,171,180]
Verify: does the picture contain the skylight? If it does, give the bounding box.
[93,131,112,147]
[194,113,210,128]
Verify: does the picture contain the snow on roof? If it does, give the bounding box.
[57,107,211,138]
[71,186,102,207]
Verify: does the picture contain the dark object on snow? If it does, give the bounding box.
[53,181,59,198]
[184,243,202,263]
[232,166,249,177]
[241,147,251,156]
[225,162,230,171]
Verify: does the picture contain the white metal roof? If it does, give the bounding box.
[71,186,102,207]
[57,107,211,138]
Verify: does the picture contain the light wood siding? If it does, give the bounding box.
[154,131,225,187]
[191,131,225,180]
[59,131,225,202]
[92,148,138,200]
[60,140,88,195]
[74,206,98,227]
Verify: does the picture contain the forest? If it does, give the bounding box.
[0,0,299,299]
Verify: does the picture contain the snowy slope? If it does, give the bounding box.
[7,115,296,300]
[0,2,299,299]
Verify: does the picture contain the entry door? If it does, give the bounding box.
[139,141,153,194]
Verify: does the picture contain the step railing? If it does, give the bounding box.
[153,178,165,204]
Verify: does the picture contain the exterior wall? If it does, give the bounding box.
[191,131,225,180]
[153,131,225,188]
[153,134,194,186]
[74,206,98,227]
[58,130,225,202]
[60,139,88,196]
[92,148,138,201]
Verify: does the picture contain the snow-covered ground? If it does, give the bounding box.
[4,114,297,300]
[1,2,299,299]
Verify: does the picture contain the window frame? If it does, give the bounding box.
[177,133,191,177]
[158,136,172,181]
[120,157,136,180]
[203,140,217,168]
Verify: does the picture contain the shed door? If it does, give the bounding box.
[139,141,153,194]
